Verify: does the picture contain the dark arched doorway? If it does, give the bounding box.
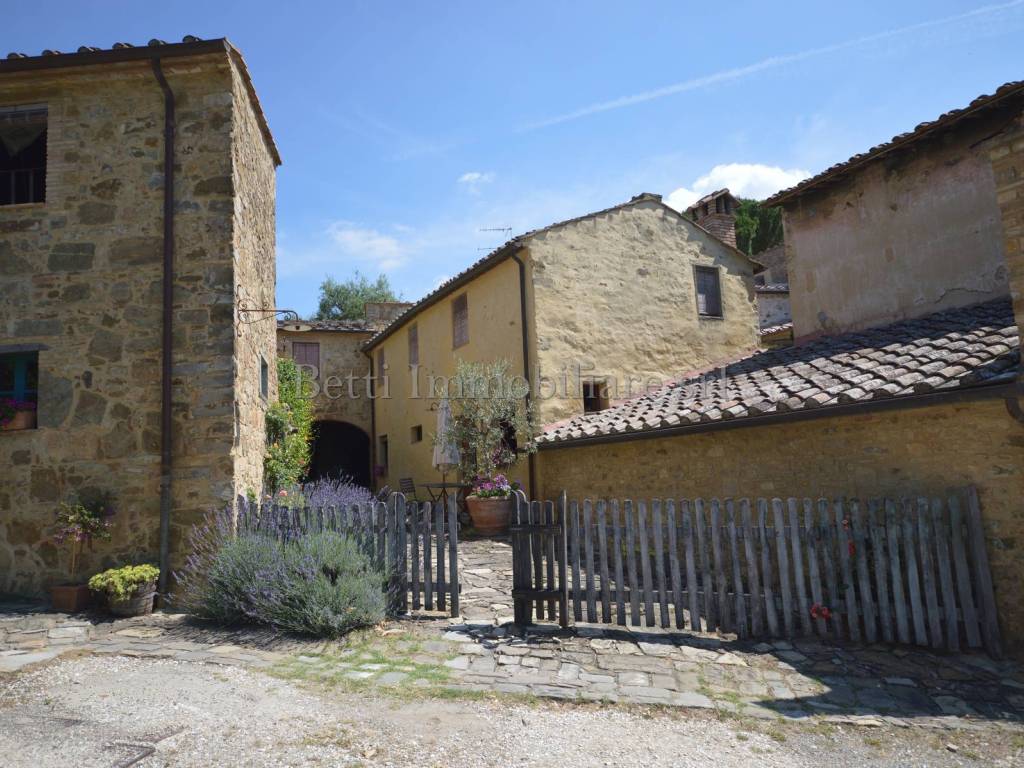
[307,421,371,488]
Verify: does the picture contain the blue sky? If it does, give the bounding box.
[8,1,1024,316]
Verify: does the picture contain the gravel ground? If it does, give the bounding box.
[1,655,1021,767]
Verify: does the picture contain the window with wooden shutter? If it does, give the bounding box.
[694,266,723,318]
[0,105,47,206]
[291,341,320,378]
[408,324,419,366]
[377,348,386,378]
[452,293,469,348]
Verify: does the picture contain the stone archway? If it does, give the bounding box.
[307,420,371,488]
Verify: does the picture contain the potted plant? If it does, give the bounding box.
[440,359,536,535]
[0,398,36,431]
[89,564,160,617]
[50,493,115,612]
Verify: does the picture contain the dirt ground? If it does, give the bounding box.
[2,654,1022,767]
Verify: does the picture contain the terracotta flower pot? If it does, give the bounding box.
[50,584,92,613]
[466,496,514,535]
[1,409,36,431]
[107,584,157,617]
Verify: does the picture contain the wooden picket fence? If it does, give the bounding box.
[238,494,460,617]
[511,487,1002,656]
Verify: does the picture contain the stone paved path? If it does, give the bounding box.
[3,537,1024,733]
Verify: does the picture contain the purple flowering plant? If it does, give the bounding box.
[471,474,522,499]
[54,491,115,579]
[0,398,35,427]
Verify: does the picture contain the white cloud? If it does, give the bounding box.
[665,163,811,210]
[326,221,408,272]
[457,171,495,194]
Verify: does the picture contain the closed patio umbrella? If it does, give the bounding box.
[432,398,460,472]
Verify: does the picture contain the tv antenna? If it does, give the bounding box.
[477,225,512,251]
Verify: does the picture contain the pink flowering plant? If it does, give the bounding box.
[471,474,522,499]
[54,491,115,579]
[0,398,35,427]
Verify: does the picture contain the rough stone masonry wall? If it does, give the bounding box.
[0,55,250,594]
[538,398,1024,655]
[988,110,1024,352]
[529,201,759,425]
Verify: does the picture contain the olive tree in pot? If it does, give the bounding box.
[50,493,115,613]
[439,359,536,535]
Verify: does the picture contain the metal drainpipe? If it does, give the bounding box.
[151,58,175,597]
[510,252,537,496]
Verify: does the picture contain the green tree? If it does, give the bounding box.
[733,198,784,257]
[314,272,400,321]
[264,358,314,492]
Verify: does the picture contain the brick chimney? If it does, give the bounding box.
[685,188,738,248]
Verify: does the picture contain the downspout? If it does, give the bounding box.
[510,252,537,496]
[151,57,175,597]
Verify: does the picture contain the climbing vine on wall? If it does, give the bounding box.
[264,358,314,493]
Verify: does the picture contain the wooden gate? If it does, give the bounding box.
[238,493,460,617]
[510,487,1002,656]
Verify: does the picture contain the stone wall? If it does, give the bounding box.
[0,52,277,593]
[538,398,1024,655]
[988,109,1024,352]
[529,200,760,425]
[757,288,791,329]
[780,102,1018,339]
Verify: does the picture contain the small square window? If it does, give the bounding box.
[695,266,723,318]
[0,105,47,206]
[452,293,469,348]
[582,379,610,414]
[410,424,423,443]
[0,351,39,430]
[260,355,269,399]
[408,324,419,366]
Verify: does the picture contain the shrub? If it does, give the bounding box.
[173,511,385,637]
[264,358,314,493]
[88,564,159,601]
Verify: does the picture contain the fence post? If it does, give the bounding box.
[447,494,460,618]
[512,489,530,626]
[558,491,569,629]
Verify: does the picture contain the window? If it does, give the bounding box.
[452,293,469,348]
[582,379,610,413]
[694,266,723,318]
[291,341,320,378]
[260,355,269,399]
[1,351,39,430]
[377,348,386,378]
[408,324,419,366]
[378,435,389,471]
[0,105,47,206]
[410,424,423,443]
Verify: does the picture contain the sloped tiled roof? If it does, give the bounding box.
[756,283,789,294]
[540,299,1018,446]
[759,322,793,337]
[764,81,1024,207]
[277,319,375,333]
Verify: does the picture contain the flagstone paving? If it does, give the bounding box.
[3,536,1024,733]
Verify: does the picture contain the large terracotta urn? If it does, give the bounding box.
[466,496,514,535]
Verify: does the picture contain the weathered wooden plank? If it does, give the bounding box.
[949,494,981,648]
[423,502,434,611]
[773,499,793,637]
[545,499,557,620]
[818,499,843,641]
[652,500,671,629]
[758,499,779,637]
[834,499,860,642]
[611,500,626,626]
[558,492,570,629]
[597,500,612,623]
[570,500,583,622]
[726,500,748,638]
[965,487,1002,657]
[400,496,410,614]
[511,494,527,626]
[682,500,701,632]
[931,497,960,652]
[710,499,730,633]
[741,499,764,637]
[411,499,421,611]
[695,499,715,631]
[625,500,641,626]
[531,500,545,620]
[804,500,827,639]
[377,502,387,572]
[901,500,928,646]
[447,495,459,618]
[638,501,656,627]
[916,498,942,650]
[885,499,910,645]
[583,500,597,622]
[666,500,685,630]
[436,500,447,613]
[866,500,892,642]
[788,498,812,636]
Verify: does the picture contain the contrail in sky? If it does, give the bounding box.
[518,0,1024,132]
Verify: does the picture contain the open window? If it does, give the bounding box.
[0,105,47,206]
[582,379,610,414]
[0,351,39,430]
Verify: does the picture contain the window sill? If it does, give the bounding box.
[0,202,45,212]
[697,314,725,321]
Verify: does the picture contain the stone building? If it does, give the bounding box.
[276,303,410,488]
[364,193,761,497]
[536,83,1024,653]
[0,37,280,595]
